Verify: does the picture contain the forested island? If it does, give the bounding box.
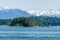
[0,16,60,27]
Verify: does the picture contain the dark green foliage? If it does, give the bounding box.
[33,16,60,26]
[0,19,12,25]
[0,16,60,27]
[10,17,37,26]
[10,16,60,26]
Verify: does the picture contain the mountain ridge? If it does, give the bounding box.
[0,9,34,19]
[0,8,60,19]
[27,9,60,18]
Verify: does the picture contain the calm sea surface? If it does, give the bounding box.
[0,26,60,40]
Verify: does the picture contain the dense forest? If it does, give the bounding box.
[10,17,37,27]
[0,16,60,27]
[0,19,12,25]
[33,16,60,26]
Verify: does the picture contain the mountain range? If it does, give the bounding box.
[27,9,60,18]
[0,9,34,19]
[0,8,60,19]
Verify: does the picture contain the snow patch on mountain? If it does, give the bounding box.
[0,6,11,10]
[27,9,60,17]
[27,10,40,16]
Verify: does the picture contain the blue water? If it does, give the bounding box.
[0,26,60,40]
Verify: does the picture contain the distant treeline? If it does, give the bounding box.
[0,19,12,25]
[33,16,60,26]
[0,16,60,27]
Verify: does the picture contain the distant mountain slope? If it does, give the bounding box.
[0,9,60,19]
[0,9,33,19]
[27,9,60,18]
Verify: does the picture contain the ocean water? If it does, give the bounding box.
[0,26,60,40]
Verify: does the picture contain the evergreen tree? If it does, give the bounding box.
[10,17,37,27]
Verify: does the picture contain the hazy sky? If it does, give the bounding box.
[0,0,60,11]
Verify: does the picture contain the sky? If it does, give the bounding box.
[0,0,60,11]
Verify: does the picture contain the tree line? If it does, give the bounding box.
[0,16,60,27]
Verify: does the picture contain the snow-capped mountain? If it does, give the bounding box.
[0,7,60,19]
[27,9,60,18]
